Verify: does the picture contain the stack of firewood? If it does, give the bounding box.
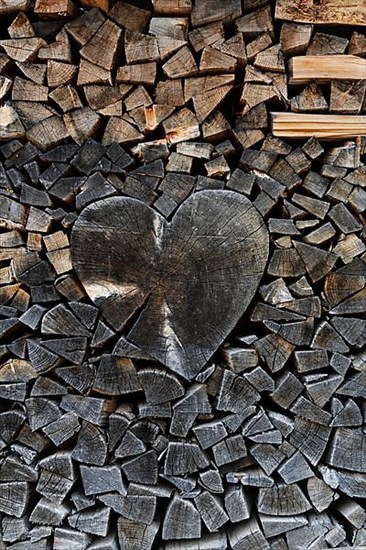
[0,1,366,549]
[0,0,365,150]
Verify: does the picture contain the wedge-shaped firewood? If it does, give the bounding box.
[110,2,150,32]
[0,37,45,62]
[280,22,313,56]
[65,8,105,46]
[289,55,366,85]
[125,30,159,64]
[271,113,366,140]
[0,0,30,14]
[8,11,34,38]
[81,0,109,9]
[276,0,366,26]
[80,20,122,71]
[185,74,234,122]
[0,105,25,140]
[153,0,192,15]
[47,60,77,88]
[34,0,77,18]
[162,495,200,540]
[191,0,241,27]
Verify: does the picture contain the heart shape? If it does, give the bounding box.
[71,190,269,379]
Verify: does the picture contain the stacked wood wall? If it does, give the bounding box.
[0,0,365,548]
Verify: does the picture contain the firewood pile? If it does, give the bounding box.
[0,0,365,548]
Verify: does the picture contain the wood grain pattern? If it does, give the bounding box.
[275,0,366,26]
[271,112,366,139]
[289,55,366,85]
[71,191,269,379]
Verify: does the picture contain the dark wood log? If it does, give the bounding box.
[71,191,268,379]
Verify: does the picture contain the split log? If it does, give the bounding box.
[275,0,366,26]
[271,113,366,140]
[289,55,366,85]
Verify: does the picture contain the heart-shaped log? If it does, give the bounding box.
[71,190,269,379]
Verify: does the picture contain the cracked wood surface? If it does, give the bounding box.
[71,190,269,379]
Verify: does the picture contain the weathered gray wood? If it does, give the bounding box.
[163,495,201,540]
[71,191,268,379]
[80,465,125,496]
[68,506,111,536]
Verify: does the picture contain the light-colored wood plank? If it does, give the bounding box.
[271,112,366,140]
[289,55,366,85]
[275,0,366,26]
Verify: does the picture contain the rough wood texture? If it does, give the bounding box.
[0,1,366,548]
[289,55,366,85]
[271,113,366,140]
[276,0,366,26]
[71,191,269,379]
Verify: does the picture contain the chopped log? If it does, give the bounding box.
[276,0,366,25]
[289,55,366,85]
[330,80,366,114]
[214,33,247,66]
[290,83,328,113]
[38,29,71,63]
[194,491,229,532]
[37,451,75,504]
[65,8,106,46]
[153,0,192,15]
[228,517,269,550]
[81,0,109,9]
[110,2,150,32]
[117,62,157,86]
[200,46,236,74]
[47,61,77,88]
[191,0,241,27]
[254,44,285,73]
[187,77,234,122]
[308,32,348,55]
[64,107,101,145]
[290,417,331,466]
[0,37,45,62]
[34,0,77,18]
[280,22,313,56]
[246,33,273,61]
[162,495,201,540]
[0,105,25,141]
[236,6,273,38]
[80,20,122,71]
[68,506,111,536]
[8,11,34,38]
[118,518,159,549]
[0,0,30,14]
[61,395,115,426]
[189,21,224,52]
[0,482,30,518]
[125,30,159,64]
[163,45,197,79]
[80,464,125,496]
[271,113,366,140]
[349,31,366,57]
[258,483,312,516]
[26,115,69,151]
